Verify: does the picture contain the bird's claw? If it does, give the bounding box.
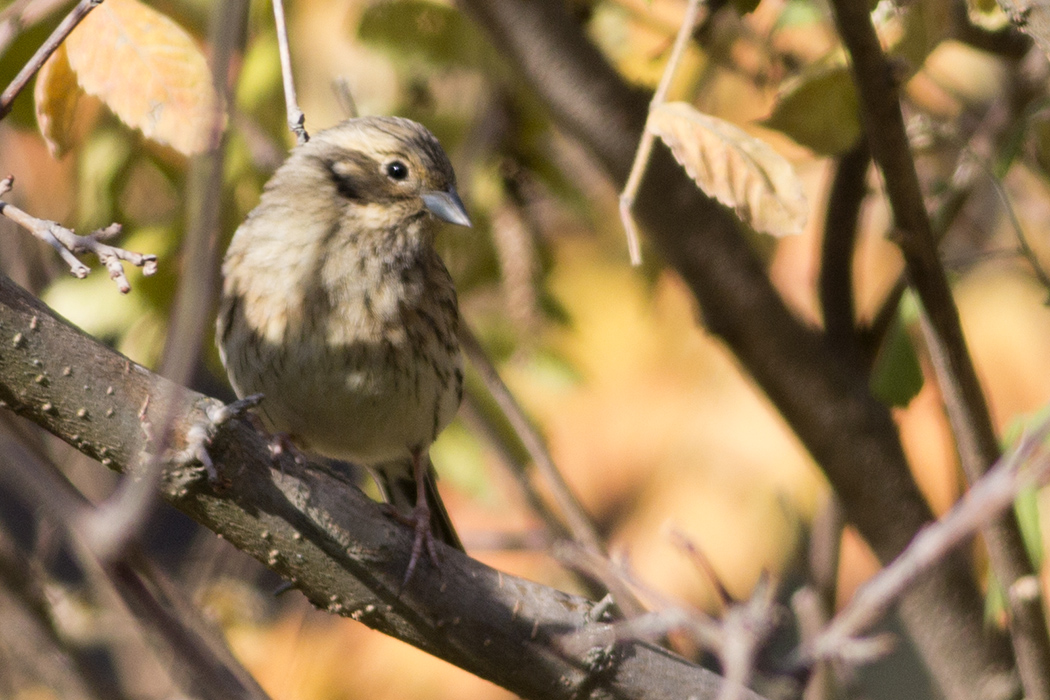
[267,432,306,466]
[206,393,264,426]
[171,395,265,487]
[384,502,441,588]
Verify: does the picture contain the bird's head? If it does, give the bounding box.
[295,116,471,232]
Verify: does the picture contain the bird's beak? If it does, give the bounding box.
[422,188,472,228]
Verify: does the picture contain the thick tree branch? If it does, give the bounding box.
[454,1,1017,698]
[0,273,767,700]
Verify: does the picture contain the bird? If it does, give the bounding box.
[216,116,471,584]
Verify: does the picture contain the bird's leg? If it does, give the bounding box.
[266,431,306,466]
[401,447,440,587]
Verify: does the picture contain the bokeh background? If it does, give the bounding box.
[2,0,1050,698]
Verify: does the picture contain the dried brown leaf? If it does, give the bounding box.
[649,102,807,238]
[64,0,222,155]
[34,42,83,158]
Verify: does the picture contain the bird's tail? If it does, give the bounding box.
[372,455,464,552]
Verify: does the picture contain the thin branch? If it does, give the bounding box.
[558,542,779,700]
[619,0,703,265]
[102,555,272,700]
[0,0,102,120]
[808,497,844,613]
[459,323,604,553]
[829,0,1050,693]
[0,176,156,293]
[792,588,841,700]
[802,413,1050,666]
[272,0,307,144]
[972,154,1050,300]
[668,528,734,609]
[819,142,870,358]
[717,576,779,700]
[555,543,723,654]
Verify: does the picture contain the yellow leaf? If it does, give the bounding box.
[34,42,83,158]
[64,0,222,155]
[649,102,807,238]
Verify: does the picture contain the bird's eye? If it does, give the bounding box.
[386,161,409,181]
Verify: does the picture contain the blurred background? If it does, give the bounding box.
[1,0,1050,698]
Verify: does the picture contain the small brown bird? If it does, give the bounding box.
[216,116,471,582]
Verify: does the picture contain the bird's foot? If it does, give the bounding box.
[384,502,441,588]
[170,394,264,487]
[267,432,306,467]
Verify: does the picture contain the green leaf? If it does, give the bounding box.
[763,65,861,156]
[431,420,493,501]
[77,128,132,230]
[967,0,1010,29]
[775,0,824,28]
[1015,486,1043,568]
[357,0,497,71]
[236,30,282,113]
[985,486,1044,623]
[891,0,951,72]
[869,312,924,407]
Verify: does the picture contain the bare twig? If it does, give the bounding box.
[808,498,844,613]
[717,575,779,700]
[0,520,118,700]
[619,0,703,265]
[801,414,1050,666]
[0,0,102,120]
[102,555,272,700]
[669,528,734,609]
[0,176,156,293]
[558,541,779,700]
[459,323,603,553]
[555,543,723,653]
[972,154,1050,300]
[272,0,307,144]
